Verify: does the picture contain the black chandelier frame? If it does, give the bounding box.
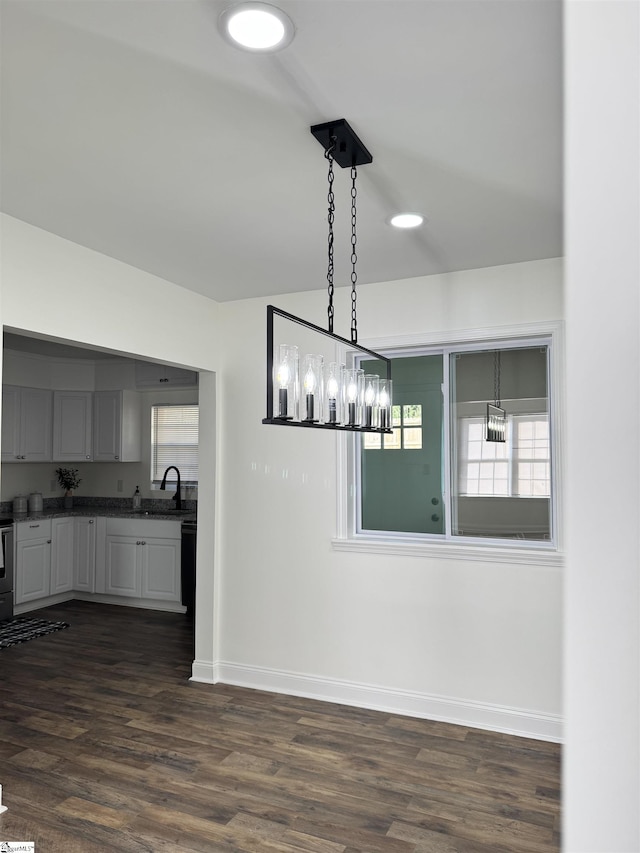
[262,305,393,434]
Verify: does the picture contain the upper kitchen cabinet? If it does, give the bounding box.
[53,390,93,461]
[134,362,198,388]
[93,390,141,462]
[1,385,52,463]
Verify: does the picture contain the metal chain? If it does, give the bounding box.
[494,349,501,407]
[350,165,358,343]
[325,139,336,334]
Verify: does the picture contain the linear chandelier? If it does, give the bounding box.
[262,119,393,434]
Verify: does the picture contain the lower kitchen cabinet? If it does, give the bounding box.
[51,517,74,595]
[142,538,181,601]
[73,517,96,593]
[16,517,74,603]
[102,518,181,604]
[15,515,182,611]
[15,521,51,603]
[105,536,140,597]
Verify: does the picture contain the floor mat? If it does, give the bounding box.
[0,616,70,649]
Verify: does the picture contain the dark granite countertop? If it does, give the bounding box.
[5,498,197,525]
[12,507,196,523]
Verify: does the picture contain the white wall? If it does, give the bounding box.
[564,1,640,849]
[208,258,564,739]
[0,214,220,670]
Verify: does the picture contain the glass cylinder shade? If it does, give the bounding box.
[274,344,299,420]
[343,367,364,427]
[363,375,380,429]
[378,378,393,430]
[324,362,343,425]
[301,354,323,422]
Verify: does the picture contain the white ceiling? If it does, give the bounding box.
[0,0,562,304]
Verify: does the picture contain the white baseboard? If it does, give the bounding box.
[14,592,74,615]
[15,593,186,615]
[190,659,217,683]
[190,660,562,743]
[74,593,187,613]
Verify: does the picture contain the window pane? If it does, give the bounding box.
[451,345,551,540]
[360,354,444,534]
[403,404,422,426]
[403,427,422,449]
[151,404,199,484]
[383,428,401,450]
[363,433,381,450]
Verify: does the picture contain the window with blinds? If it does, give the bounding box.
[151,404,199,485]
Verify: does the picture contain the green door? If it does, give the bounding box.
[360,355,444,535]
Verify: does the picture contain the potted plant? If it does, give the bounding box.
[55,467,82,509]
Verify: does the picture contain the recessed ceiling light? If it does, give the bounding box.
[218,3,295,52]
[390,213,424,229]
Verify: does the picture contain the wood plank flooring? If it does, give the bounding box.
[0,600,560,852]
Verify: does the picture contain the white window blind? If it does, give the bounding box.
[151,404,199,485]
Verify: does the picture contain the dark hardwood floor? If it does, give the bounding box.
[0,600,560,852]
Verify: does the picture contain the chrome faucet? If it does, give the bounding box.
[159,466,182,510]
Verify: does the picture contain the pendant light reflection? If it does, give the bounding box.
[486,404,507,442]
[486,349,507,442]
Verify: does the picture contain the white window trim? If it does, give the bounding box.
[332,320,565,568]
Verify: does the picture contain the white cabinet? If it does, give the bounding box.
[134,362,198,388]
[93,390,141,462]
[142,538,181,601]
[2,385,52,463]
[50,517,74,595]
[15,518,75,602]
[74,517,96,593]
[15,520,52,603]
[53,391,93,461]
[15,515,182,611]
[105,536,140,597]
[103,518,181,603]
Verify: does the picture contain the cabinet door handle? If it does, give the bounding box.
[89,520,94,524]
[115,455,119,460]
[29,524,40,529]
[141,541,146,545]
[86,455,91,459]
[47,539,52,544]
[136,541,141,545]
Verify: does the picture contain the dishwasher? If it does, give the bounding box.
[0,517,15,622]
[181,521,196,616]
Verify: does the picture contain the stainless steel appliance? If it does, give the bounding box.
[0,517,15,622]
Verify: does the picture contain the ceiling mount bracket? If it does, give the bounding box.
[310,119,373,168]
